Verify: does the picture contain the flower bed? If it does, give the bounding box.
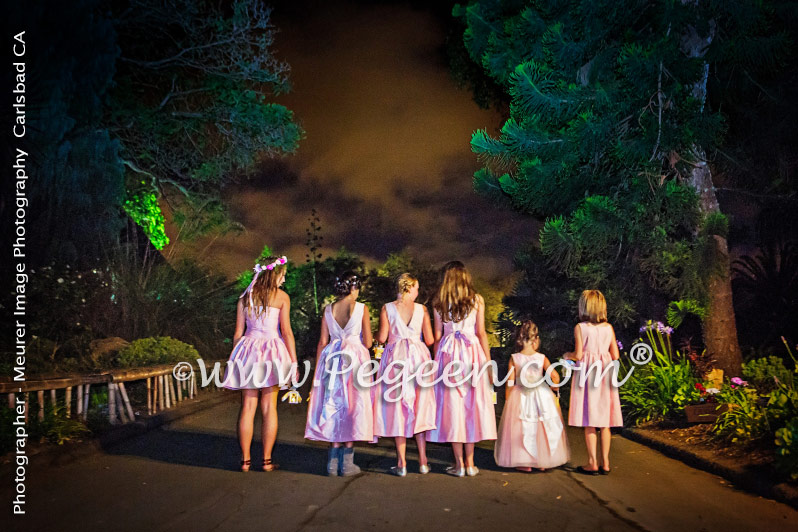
[620,323,798,482]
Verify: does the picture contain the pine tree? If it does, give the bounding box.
[456,0,788,375]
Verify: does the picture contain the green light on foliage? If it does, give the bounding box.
[123,191,170,250]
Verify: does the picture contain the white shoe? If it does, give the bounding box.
[389,466,407,477]
[445,466,465,477]
[466,466,479,477]
[419,464,430,475]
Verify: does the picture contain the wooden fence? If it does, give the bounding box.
[1,362,222,425]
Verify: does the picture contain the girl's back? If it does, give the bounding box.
[579,322,613,355]
[441,306,478,336]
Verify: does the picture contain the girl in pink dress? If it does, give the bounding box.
[373,273,436,476]
[426,261,497,477]
[305,271,374,476]
[223,256,297,472]
[495,321,569,471]
[564,290,623,475]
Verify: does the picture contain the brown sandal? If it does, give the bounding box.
[240,459,251,472]
[263,458,280,472]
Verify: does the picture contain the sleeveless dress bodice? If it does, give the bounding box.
[243,306,281,339]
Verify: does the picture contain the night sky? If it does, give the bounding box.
[184,0,536,281]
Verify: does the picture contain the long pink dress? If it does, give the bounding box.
[373,302,437,438]
[305,302,375,443]
[426,308,497,443]
[222,305,293,390]
[568,322,623,427]
[495,352,570,468]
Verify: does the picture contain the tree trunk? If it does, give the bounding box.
[686,158,743,376]
[680,4,743,376]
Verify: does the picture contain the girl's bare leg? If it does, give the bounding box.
[600,427,612,470]
[237,390,260,469]
[259,386,279,465]
[395,436,407,468]
[451,443,465,469]
[414,432,428,467]
[583,427,598,470]
[464,443,476,469]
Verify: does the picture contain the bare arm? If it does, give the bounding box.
[474,295,491,362]
[565,324,584,361]
[278,292,297,363]
[608,324,620,361]
[233,298,246,347]
[505,358,516,392]
[376,305,390,344]
[543,356,560,384]
[361,304,373,349]
[315,310,330,367]
[432,309,443,359]
[421,306,434,346]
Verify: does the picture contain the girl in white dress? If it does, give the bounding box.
[495,321,569,471]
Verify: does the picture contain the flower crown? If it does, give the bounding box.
[254,256,287,274]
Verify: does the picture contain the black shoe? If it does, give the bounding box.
[576,465,599,476]
[599,467,610,475]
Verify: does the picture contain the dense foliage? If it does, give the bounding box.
[453,0,794,371]
[116,336,200,368]
[110,0,304,247]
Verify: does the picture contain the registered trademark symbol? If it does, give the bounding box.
[629,342,653,365]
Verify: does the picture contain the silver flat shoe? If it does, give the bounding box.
[445,466,465,477]
[466,466,479,477]
[389,466,407,477]
[418,464,430,475]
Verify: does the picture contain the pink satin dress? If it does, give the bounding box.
[305,302,375,443]
[495,352,570,468]
[222,305,293,390]
[426,307,497,443]
[373,302,437,438]
[568,322,623,427]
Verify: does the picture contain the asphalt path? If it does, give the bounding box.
[5,393,798,532]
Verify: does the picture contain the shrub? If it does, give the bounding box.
[775,417,798,480]
[620,350,700,424]
[743,356,794,392]
[28,404,90,446]
[712,382,770,443]
[116,336,199,368]
[619,322,700,424]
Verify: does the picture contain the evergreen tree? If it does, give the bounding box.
[456,0,787,375]
[109,0,304,250]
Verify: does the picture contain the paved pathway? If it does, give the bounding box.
[5,394,798,532]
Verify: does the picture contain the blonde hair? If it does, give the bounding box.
[578,289,607,324]
[432,261,477,323]
[243,256,287,315]
[514,320,540,350]
[396,273,418,295]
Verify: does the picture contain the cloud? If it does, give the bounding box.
[186,0,537,281]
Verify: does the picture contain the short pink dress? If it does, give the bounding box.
[495,352,569,468]
[373,302,437,438]
[305,302,375,443]
[222,305,293,390]
[568,322,623,427]
[426,307,497,443]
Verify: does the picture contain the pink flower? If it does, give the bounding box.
[731,377,748,387]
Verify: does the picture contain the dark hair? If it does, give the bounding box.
[514,320,540,350]
[334,270,361,297]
